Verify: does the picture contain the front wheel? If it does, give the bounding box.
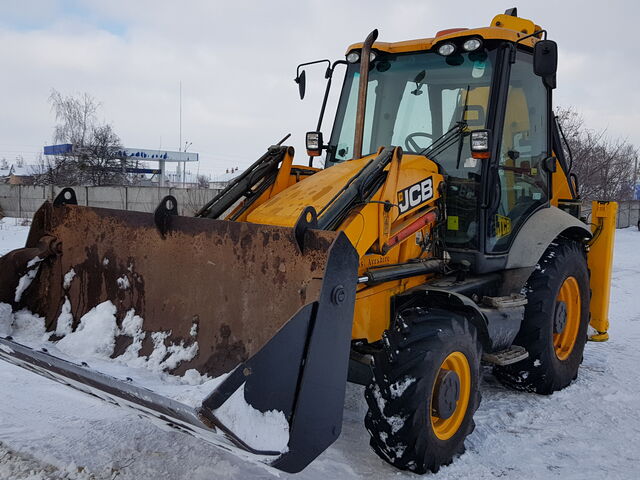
[364,309,481,473]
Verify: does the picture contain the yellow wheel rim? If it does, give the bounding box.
[554,276,581,361]
[430,351,471,441]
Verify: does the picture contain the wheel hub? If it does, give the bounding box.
[554,300,567,334]
[432,369,460,419]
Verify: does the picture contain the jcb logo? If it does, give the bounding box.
[495,214,512,238]
[397,177,434,214]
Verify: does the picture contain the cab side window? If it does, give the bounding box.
[488,51,548,252]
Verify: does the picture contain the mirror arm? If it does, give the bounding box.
[308,60,347,167]
[295,59,332,82]
[510,29,547,63]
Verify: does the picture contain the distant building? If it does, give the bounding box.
[0,164,38,185]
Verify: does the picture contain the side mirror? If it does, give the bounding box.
[294,70,306,100]
[534,39,558,89]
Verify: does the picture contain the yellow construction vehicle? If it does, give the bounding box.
[0,8,617,474]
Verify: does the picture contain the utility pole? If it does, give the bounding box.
[179,81,183,187]
[634,154,638,200]
[184,141,192,188]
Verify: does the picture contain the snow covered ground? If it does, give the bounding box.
[0,216,639,479]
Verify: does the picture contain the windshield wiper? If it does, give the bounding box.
[418,121,468,163]
[418,85,471,167]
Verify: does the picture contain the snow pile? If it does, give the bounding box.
[1,292,291,457]
[3,299,202,380]
[117,275,130,290]
[215,384,290,452]
[56,301,119,358]
[14,256,43,302]
[12,309,47,341]
[55,297,73,336]
[1,298,293,455]
[0,303,12,337]
[62,268,76,289]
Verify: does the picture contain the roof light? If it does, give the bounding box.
[463,38,483,52]
[437,43,456,56]
[346,51,360,63]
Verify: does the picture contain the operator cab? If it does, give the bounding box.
[303,12,560,273]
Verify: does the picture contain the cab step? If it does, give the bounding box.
[481,293,527,309]
[482,345,529,366]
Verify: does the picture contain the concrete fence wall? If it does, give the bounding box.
[1,185,639,229]
[615,200,640,229]
[0,184,219,218]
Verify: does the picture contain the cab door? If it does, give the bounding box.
[487,50,550,253]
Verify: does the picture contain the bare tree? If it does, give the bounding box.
[43,89,133,186]
[49,90,99,147]
[556,107,638,202]
[196,174,210,189]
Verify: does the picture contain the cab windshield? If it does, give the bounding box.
[327,47,496,178]
[327,47,498,249]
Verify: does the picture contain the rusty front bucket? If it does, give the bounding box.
[0,191,358,473]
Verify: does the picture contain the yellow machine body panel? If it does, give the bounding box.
[587,201,618,340]
[550,159,575,206]
[346,14,541,56]
[229,148,320,222]
[247,153,442,253]
[248,151,444,341]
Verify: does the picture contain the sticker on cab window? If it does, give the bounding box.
[495,214,512,238]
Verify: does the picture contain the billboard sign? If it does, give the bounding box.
[45,144,198,163]
[115,148,198,163]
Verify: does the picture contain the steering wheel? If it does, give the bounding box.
[405,132,433,153]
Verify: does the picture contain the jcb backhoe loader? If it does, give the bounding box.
[0,8,617,474]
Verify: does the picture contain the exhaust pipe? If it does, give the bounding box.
[352,29,378,159]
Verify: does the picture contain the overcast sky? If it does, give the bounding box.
[0,0,637,177]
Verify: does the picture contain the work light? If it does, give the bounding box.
[470,129,490,159]
[306,131,324,156]
[463,38,482,52]
[346,51,376,63]
[437,43,456,56]
[346,51,360,63]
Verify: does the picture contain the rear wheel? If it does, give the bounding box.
[364,309,481,473]
[494,240,590,394]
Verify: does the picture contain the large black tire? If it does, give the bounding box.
[364,309,481,473]
[494,240,590,394]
